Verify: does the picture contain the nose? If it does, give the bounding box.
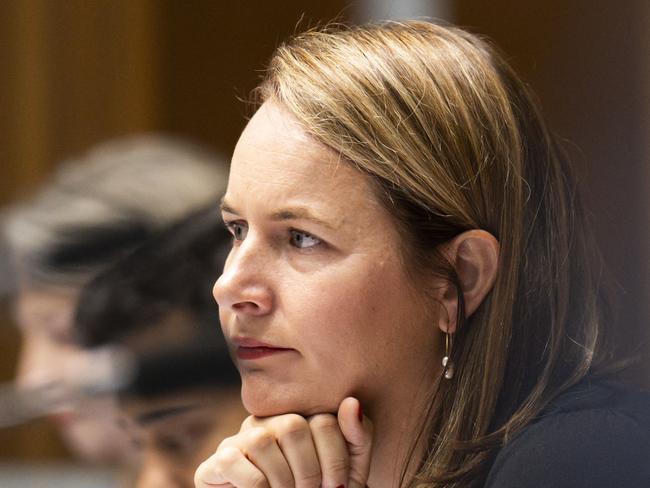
[213,236,273,317]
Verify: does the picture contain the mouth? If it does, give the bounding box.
[232,336,295,361]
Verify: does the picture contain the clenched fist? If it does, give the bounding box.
[195,397,373,488]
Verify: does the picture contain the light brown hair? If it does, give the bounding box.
[256,21,613,487]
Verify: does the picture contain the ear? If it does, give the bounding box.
[437,230,499,334]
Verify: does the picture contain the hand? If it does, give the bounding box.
[194,397,373,488]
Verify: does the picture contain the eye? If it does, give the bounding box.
[156,433,190,456]
[289,229,321,249]
[224,221,248,242]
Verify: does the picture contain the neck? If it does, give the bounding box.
[366,376,438,487]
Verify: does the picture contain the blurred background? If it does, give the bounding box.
[0,0,648,478]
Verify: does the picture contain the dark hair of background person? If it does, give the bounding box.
[73,206,232,358]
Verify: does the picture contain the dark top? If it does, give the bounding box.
[485,378,650,487]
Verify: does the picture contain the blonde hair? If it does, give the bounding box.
[3,135,227,288]
[257,21,612,487]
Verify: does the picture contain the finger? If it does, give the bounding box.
[194,446,269,488]
[308,413,350,488]
[239,414,257,432]
[338,397,373,488]
[240,427,295,488]
[268,414,323,488]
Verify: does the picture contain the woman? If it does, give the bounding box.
[195,21,650,487]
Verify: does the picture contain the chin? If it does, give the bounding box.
[241,378,340,418]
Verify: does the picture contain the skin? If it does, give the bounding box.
[121,388,246,488]
[115,314,247,488]
[215,102,443,418]
[13,285,138,464]
[198,100,499,487]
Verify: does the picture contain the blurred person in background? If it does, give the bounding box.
[1,136,228,467]
[74,207,245,488]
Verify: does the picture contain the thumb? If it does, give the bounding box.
[338,397,373,488]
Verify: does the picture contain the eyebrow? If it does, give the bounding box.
[135,404,198,426]
[220,199,338,230]
[219,199,238,215]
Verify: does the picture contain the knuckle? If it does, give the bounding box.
[193,460,210,486]
[324,455,350,476]
[194,449,237,486]
[275,413,309,435]
[248,472,270,488]
[294,469,322,488]
[214,445,241,467]
[308,413,339,432]
[217,434,236,450]
[240,414,257,430]
[277,473,296,488]
[244,426,276,450]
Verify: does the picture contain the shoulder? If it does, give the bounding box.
[485,379,650,488]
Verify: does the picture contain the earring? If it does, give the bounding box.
[442,330,454,380]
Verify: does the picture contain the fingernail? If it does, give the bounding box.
[357,402,363,423]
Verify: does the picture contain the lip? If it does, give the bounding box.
[232,336,294,361]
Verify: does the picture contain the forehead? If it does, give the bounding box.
[227,101,376,214]
[234,101,337,176]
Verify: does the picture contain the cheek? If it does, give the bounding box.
[285,258,421,373]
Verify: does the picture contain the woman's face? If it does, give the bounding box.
[214,101,442,417]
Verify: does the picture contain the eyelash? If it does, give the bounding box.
[224,220,248,242]
[223,220,323,250]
